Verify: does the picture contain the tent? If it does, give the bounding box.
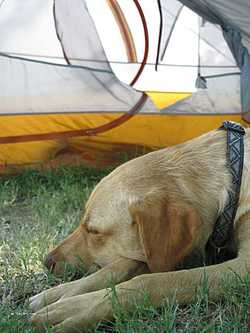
[0,0,249,174]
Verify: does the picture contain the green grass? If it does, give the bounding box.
[0,166,250,333]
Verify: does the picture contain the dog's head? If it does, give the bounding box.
[45,158,203,275]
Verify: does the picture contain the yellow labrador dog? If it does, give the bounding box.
[30,126,250,333]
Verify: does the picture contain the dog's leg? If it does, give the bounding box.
[31,215,250,333]
[30,254,249,333]
[30,257,147,312]
[114,215,250,308]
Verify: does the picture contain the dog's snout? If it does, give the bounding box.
[44,253,56,272]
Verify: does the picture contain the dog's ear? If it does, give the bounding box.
[129,196,202,272]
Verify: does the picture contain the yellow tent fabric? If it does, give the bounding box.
[0,92,248,174]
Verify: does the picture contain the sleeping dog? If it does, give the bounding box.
[30,124,250,333]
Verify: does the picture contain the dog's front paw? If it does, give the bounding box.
[29,278,86,313]
[29,287,60,313]
[31,289,110,333]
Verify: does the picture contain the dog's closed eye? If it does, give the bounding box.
[86,227,100,235]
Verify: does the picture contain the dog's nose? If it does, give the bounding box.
[44,253,56,272]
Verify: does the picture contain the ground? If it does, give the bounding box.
[0,166,250,333]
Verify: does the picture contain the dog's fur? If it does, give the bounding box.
[30,128,250,333]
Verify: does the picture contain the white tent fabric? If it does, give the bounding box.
[0,0,156,114]
[177,0,250,115]
[54,0,110,70]
[177,0,250,52]
[157,0,184,62]
[162,75,241,114]
[0,54,153,115]
[0,0,249,115]
[0,0,64,63]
